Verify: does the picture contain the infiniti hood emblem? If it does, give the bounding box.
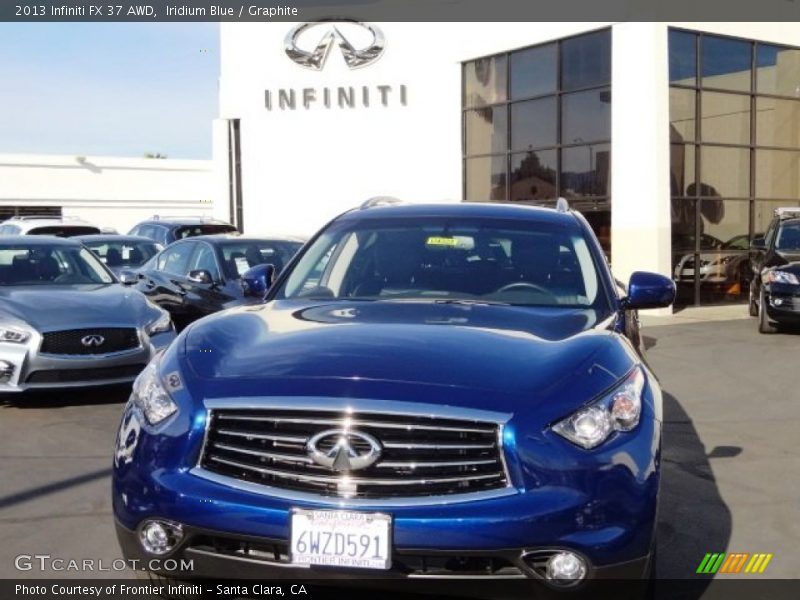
[306,429,382,471]
[80,334,105,347]
[285,21,385,71]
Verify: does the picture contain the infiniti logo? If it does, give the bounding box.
[285,21,385,70]
[306,429,382,471]
[80,334,105,348]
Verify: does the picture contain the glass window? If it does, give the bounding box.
[562,88,611,145]
[670,88,696,143]
[84,240,160,268]
[276,217,608,312]
[189,243,221,280]
[756,96,800,148]
[700,199,750,246]
[671,198,697,251]
[755,201,800,235]
[510,150,557,202]
[669,30,697,85]
[756,44,800,97]
[219,241,302,279]
[465,156,507,201]
[464,55,507,108]
[560,144,610,199]
[701,35,752,92]
[0,245,114,286]
[699,146,749,197]
[671,144,696,196]
[465,107,507,155]
[510,97,557,150]
[755,150,800,198]
[156,242,195,276]
[510,43,557,99]
[561,30,611,91]
[701,92,750,145]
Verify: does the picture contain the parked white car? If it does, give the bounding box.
[0,215,102,237]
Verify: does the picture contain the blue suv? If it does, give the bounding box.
[113,202,675,590]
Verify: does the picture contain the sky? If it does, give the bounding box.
[0,23,219,159]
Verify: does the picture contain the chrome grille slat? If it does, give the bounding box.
[376,459,498,468]
[201,408,509,499]
[217,414,495,434]
[209,456,504,486]
[216,429,307,444]
[382,442,495,450]
[211,442,314,464]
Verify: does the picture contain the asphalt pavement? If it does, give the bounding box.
[0,316,797,593]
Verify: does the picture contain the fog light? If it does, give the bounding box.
[138,519,183,555]
[773,297,784,306]
[546,551,587,583]
[0,360,14,383]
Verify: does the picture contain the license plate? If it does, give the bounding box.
[290,509,392,570]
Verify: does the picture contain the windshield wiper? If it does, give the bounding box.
[431,299,510,306]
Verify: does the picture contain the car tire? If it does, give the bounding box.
[748,283,758,317]
[758,289,778,334]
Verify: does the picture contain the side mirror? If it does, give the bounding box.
[625,271,676,310]
[118,269,139,286]
[242,263,276,299]
[750,236,766,251]
[187,269,214,285]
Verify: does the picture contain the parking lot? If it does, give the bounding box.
[0,316,798,591]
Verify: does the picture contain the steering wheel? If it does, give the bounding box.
[495,282,558,301]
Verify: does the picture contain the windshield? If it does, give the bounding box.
[84,240,160,268]
[220,240,303,279]
[0,245,115,285]
[277,217,606,309]
[174,224,238,239]
[776,221,800,251]
[28,226,101,237]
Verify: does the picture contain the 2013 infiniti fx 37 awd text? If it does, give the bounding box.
[113,201,675,590]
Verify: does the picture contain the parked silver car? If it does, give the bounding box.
[0,236,176,392]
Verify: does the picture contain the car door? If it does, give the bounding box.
[137,241,197,322]
[183,242,235,320]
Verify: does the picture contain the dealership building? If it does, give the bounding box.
[215,21,800,307]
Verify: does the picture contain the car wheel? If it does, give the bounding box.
[748,282,758,317]
[758,289,778,334]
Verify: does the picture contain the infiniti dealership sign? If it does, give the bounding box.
[266,20,407,112]
[284,21,385,70]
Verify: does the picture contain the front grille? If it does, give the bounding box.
[40,328,140,355]
[200,409,509,499]
[188,535,523,577]
[26,364,145,383]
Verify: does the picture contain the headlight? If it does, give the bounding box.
[145,311,173,335]
[765,270,800,285]
[132,359,177,425]
[0,327,30,344]
[552,367,645,450]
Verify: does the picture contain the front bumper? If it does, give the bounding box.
[114,519,651,582]
[0,328,175,392]
[763,284,800,324]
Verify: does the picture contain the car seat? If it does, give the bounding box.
[105,247,123,267]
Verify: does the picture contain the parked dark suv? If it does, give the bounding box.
[749,207,800,333]
[128,217,238,246]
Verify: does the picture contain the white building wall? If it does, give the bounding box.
[0,153,214,233]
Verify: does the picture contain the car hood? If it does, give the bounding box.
[0,284,161,330]
[181,300,638,415]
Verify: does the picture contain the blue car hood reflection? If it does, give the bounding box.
[0,284,160,330]
[183,301,635,411]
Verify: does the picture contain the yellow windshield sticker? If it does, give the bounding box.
[426,236,459,247]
